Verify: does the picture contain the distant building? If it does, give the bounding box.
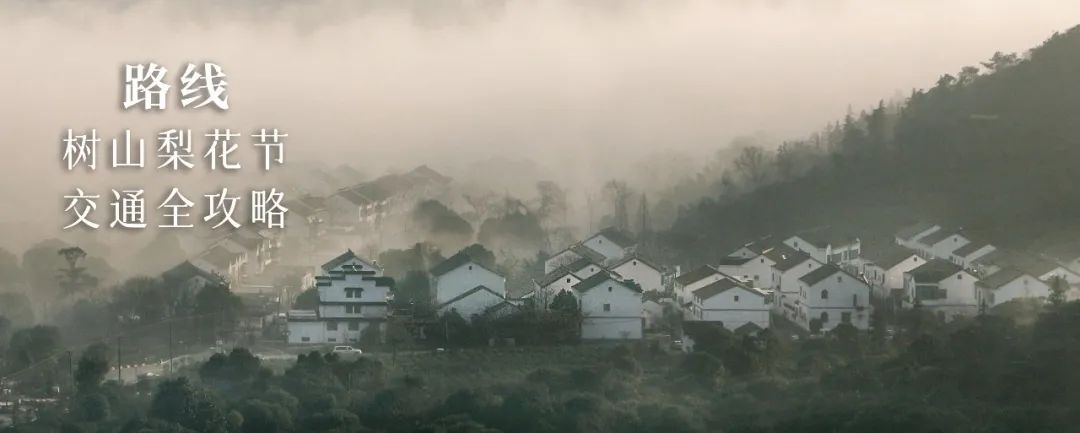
[688,275,771,331]
[573,271,643,340]
[769,249,822,321]
[949,239,996,268]
[580,227,637,263]
[784,230,861,265]
[913,229,971,260]
[674,265,725,305]
[976,267,1051,309]
[860,244,925,300]
[286,250,393,344]
[902,259,979,320]
[796,264,872,331]
[430,248,507,321]
[609,255,664,294]
[894,222,941,250]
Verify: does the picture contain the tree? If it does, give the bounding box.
[733,145,770,187]
[194,284,242,342]
[412,200,474,251]
[75,343,111,393]
[58,246,99,298]
[1048,275,1067,306]
[602,180,632,231]
[549,290,579,314]
[6,325,61,370]
[293,288,320,310]
[149,377,229,433]
[536,181,568,225]
[0,247,22,289]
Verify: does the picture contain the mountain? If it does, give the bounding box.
[662,25,1080,265]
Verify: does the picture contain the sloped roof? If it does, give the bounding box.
[569,244,607,265]
[675,265,720,286]
[1008,256,1069,277]
[908,259,963,283]
[573,271,642,294]
[916,228,961,246]
[321,250,371,272]
[792,228,859,249]
[536,267,578,288]
[953,239,993,257]
[895,221,939,241]
[431,250,501,278]
[609,254,661,272]
[438,285,504,309]
[862,243,919,269]
[692,277,765,301]
[200,246,242,270]
[975,267,1029,290]
[762,244,811,271]
[717,256,754,266]
[162,260,224,284]
[799,264,845,286]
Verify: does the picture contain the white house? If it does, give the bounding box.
[287,250,393,344]
[430,249,507,317]
[784,231,861,264]
[689,276,770,332]
[976,267,1051,309]
[913,229,971,260]
[573,271,643,340]
[796,264,872,331]
[609,255,664,294]
[903,259,980,320]
[580,227,637,264]
[544,244,607,274]
[769,249,822,321]
[860,244,925,300]
[894,222,941,250]
[437,285,509,319]
[674,265,726,305]
[949,239,996,268]
[527,267,584,310]
[715,254,775,289]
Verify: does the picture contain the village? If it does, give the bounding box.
[142,164,1079,353]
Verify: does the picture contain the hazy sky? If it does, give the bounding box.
[2,0,1079,245]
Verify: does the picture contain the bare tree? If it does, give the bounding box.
[733,145,770,187]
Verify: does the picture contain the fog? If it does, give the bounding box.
[1,0,1079,250]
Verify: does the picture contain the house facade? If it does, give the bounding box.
[609,255,664,294]
[976,267,1051,309]
[860,245,925,300]
[784,233,861,265]
[287,251,393,344]
[431,250,507,320]
[689,277,771,331]
[796,265,872,331]
[574,272,643,340]
[674,265,725,305]
[903,259,980,320]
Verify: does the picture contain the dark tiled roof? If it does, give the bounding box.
[675,265,720,286]
[569,244,607,265]
[438,285,503,309]
[953,240,992,257]
[431,249,501,277]
[895,222,938,241]
[162,260,224,284]
[975,267,1028,290]
[916,229,962,246]
[573,271,641,293]
[862,244,919,269]
[762,245,811,271]
[536,267,577,288]
[799,264,844,286]
[692,278,740,300]
[908,259,963,283]
[322,250,360,272]
[717,256,754,266]
[609,254,661,272]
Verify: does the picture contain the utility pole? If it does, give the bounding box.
[66,351,74,394]
[116,337,122,384]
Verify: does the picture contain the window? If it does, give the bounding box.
[468,265,473,270]
[734,295,740,302]
[633,260,638,266]
[842,312,852,323]
[821,290,829,300]
[566,278,571,283]
[301,337,310,342]
[852,294,858,306]
[957,274,962,280]
[327,321,338,331]
[760,258,765,263]
[348,321,359,331]
[836,276,842,283]
[328,338,337,342]
[608,286,613,292]
[603,303,611,312]
[820,312,829,323]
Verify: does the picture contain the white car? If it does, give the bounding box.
[331,346,363,356]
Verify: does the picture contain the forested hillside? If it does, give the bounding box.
[663,25,1080,264]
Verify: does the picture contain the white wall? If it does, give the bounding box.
[435,263,506,305]
[777,259,822,316]
[579,279,642,339]
[677,272,724,304]
[697,286,770,330]
[582,234,628,263]
[784,236,828,264]
[983,275,1050,308]
[928,234,971,259]
[798,271,871,331]
[545,249,582,274]
[611,259,663,293]
[440,288,505,320]
[905,270,979,319]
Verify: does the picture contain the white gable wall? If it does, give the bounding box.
[982,275,1051,308]
[435,264,506,305]
[798,271,872,331]
[440,289,505,320]
[696,286,770,330]
[582,235,628,263]
[579,279,642,339]
[611,259,663,293]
